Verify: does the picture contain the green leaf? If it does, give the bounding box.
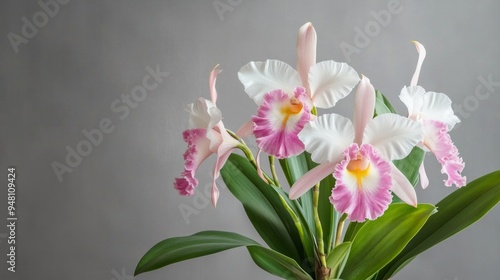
[374,90,397,116]
[377,170,500,280]
[135,231,258,275]
[135,230,313,280]
[343,221,364,242]
[326,242,352,279]
[248,246,313,280]
[221,154,311,272]
[340,203,436,280]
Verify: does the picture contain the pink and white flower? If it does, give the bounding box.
[237,22,360,158]
[400,42,466,188]
[174,65,240,206]
[289,76,423,222]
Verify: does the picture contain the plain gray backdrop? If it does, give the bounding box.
[1,0,499,279]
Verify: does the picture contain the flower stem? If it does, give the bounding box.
[268,156,281,188]
[313,183,327,268]
[335,214,348,247]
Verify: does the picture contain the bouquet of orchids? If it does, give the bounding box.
[135,23,500,280]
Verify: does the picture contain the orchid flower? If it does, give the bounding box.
[400,41,466,188]
[237,22,360,158]
[174,65,240,207]
[289,76,423,222]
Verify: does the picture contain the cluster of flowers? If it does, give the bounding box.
[173,23,466,222]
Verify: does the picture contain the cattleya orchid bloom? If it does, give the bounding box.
[237,22,360,158]
[174,65,240,207]
[289,76,423,222]
[400,41,466,188]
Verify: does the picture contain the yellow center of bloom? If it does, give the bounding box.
[280,97,303,127]
[346,158,370,189]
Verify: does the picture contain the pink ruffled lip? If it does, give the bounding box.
[252,87,310,159]
[423,120,466,187]
[330,143,393,222]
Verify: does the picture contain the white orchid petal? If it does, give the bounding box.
[309,60,360,108]
[238,59,301,105]
[298,113,354,164]
[186,98,221,130]
[399,86,426,118]
[364,114,423,161]
[419,91,461,130]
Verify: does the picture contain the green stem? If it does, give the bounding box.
[313,183,327,268]
[334,214,348,247]
[268,156,281,188]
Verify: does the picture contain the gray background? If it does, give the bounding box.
[1,0,499,279]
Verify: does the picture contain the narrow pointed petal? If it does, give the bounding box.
[252,88,310,158]
[422,120,466,187]
[297,22,317,93]
[289,161,338,199]
[399,86,426,118]
[211,184,220,207]
[419,162,430,189]
[390,162,418,206]
[363,114,423,161]
[410,41,426,86]
[298,113,354,164]
[238,60,301,105]
[236,119,254,138]
[330,144,393,222]
[210,129,239,206]
[308,60,360,108]
[353,75,375,144]
[211,149,232,207]
[209,64,222,104]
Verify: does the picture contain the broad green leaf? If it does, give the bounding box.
[326,242,352,279]
[377,170,500,280]
[248,246,313,280]
[341,203,436,280]
[343,221,364,242]
[135,231,258,275]
[221,154,309,271]
[374,90,397,116]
